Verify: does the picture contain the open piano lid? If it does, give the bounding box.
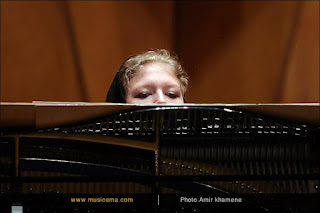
[0,102,319,212]
[1,102,319,130]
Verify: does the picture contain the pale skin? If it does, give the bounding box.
[125,61,184,104]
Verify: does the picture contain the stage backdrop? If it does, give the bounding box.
[1,1,319,103]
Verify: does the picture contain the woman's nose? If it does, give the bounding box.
[154,91,166,104]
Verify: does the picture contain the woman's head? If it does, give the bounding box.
[119,49,188,104]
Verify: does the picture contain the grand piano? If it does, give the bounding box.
[0,102,319,212]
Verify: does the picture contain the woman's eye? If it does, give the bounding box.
[136,93,150,99]
[166,93,178,99]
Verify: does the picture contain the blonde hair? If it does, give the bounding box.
[119,49,189,96]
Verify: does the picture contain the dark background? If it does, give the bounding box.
[1,1,319,103]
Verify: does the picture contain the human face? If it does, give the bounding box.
[125,62,184,104]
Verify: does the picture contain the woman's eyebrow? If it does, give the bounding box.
[132,83,181,91]
[131,86,152,93]
[133,85,153,89]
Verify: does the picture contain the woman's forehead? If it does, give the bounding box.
[129,62,180,88]
[136,64,176,81]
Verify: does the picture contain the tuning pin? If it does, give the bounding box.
[240,183,245,189]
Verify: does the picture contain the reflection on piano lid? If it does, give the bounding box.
[0,102,319,130]
[0,103,319,212]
